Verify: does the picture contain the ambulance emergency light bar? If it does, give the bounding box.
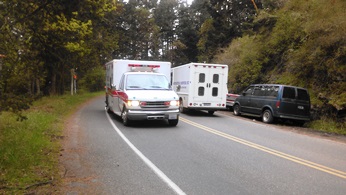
[128,64,160,72]
[192,64,226,69]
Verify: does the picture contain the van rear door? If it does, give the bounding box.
[295,88,310,120]
[280,86,310,120]
[280,86,297,116]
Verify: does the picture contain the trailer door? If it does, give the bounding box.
[193,65,226,104]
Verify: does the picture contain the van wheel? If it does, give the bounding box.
[262,109,273,124]
[233,104,241,116]
[121,108,131,126]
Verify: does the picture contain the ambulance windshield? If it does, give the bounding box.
[126,74,171,90]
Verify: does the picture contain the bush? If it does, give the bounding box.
[78,66,105,92]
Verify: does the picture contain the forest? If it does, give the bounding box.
[0,0,345,127]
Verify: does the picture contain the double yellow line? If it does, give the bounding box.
[180,117,346,179]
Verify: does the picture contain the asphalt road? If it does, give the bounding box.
[61,96,346,194]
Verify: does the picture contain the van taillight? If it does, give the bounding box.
[276,100,281,108]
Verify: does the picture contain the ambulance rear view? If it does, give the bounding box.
[171,63,228,115]
[105,59,179,126]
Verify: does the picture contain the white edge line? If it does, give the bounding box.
[106,110,186,195]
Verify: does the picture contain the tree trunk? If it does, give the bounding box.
[51,74,56,95]
[36,78,41,95]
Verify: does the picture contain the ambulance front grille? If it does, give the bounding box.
[141,101,168,108]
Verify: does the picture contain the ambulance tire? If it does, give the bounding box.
[106,106,112,113]
[168,118,179,126]
[121,107,131,126]
[105,96,112,113]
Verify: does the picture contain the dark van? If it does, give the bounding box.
[233,84,311,124]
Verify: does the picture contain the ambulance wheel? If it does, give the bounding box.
[121,108,131,126]
[208,111,215,115]
[106,106,112,113]
[168,118,179,126]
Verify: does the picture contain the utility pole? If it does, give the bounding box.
[70,68,77,95]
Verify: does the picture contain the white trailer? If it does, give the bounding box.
[171,63,228,115]
[105,59,179,126]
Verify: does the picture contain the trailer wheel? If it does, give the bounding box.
[121,108,131,126]
[179,99,186,113]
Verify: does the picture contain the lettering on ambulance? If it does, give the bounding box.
[173,81,190,91]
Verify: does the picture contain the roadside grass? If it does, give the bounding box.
[0,91,103,194]
[308,117,346,136]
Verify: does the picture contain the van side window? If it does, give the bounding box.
[297,89,309,101]
[244,86,254,96]
[266,86,279,97]
[283,87,296,99]
[253,86,266,96]
[199,73,205,83]
[213,74,219,83]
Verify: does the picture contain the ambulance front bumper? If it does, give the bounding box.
[127,109,180,120]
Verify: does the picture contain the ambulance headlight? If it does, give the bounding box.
[128,100,140,107]
[170,100,179,106]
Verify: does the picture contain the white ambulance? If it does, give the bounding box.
[171,63,228,115]
[105,59,179,126]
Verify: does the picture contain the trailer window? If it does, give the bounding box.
[198,87,204,96]
[213,74,219,83]
[199,73,205,83]
[212,87,218,96]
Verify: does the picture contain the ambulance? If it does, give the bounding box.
[105,59,179,126]
[171,63,228,115]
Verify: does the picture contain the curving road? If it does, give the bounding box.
[61,96,346,194]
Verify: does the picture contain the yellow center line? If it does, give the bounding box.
[180,117,346,179]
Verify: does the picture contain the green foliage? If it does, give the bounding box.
[0,0,117,116]
[0,92,103,193]
[79,66,105,92]
[308,117,346,135]
[197,18,215,62]
[214,0,346,118]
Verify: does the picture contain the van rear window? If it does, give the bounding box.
[297,89,309,101]
[283,87,296,99]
